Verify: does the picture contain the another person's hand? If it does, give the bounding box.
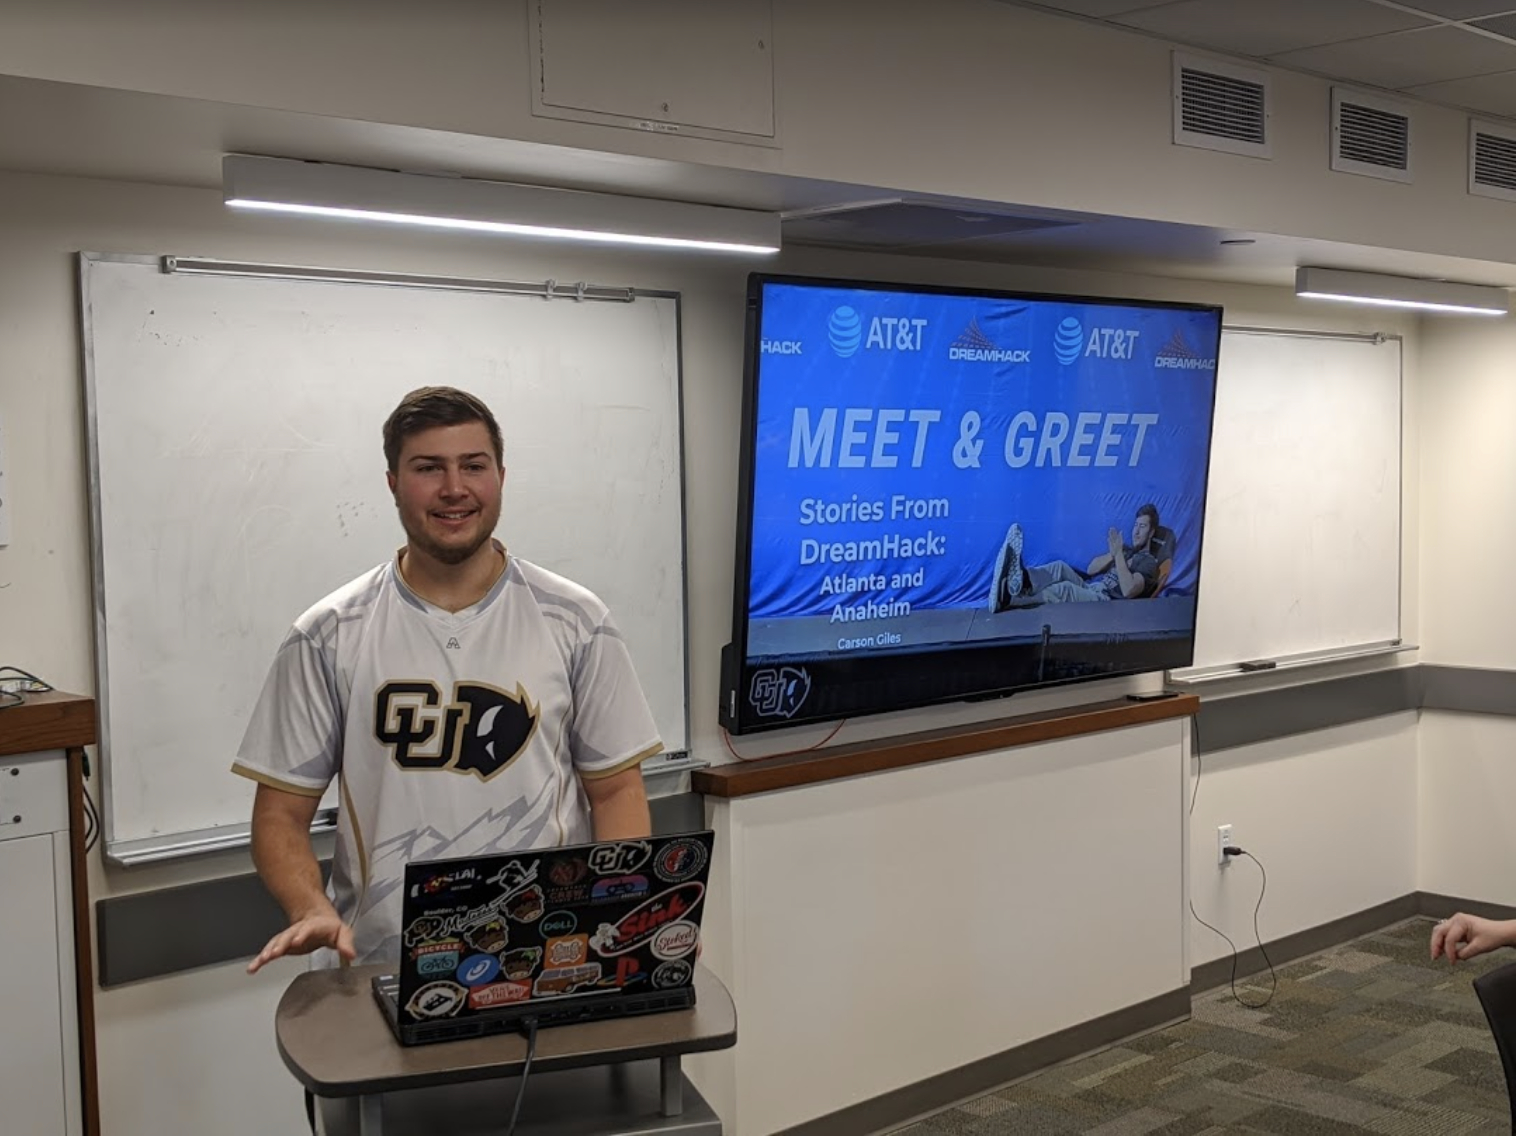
[1430,912,1515,964]
[1107,527,1124,558]
[247,912,356,974]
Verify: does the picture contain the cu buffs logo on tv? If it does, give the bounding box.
[374,681,539,780]
[749,666,811,719]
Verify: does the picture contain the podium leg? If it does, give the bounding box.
[358,1094,382,1135]
[659,1056,683,1117]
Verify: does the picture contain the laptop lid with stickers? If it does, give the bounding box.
[394,831,714,1033]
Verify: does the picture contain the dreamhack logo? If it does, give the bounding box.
[749,666,811,719]
[1155,330,1216,370]
[1053,317,1084,366]
[948,318,1030,364]
[828,307,864,357]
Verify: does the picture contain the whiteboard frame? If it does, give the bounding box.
[1167,324,1404,683]
[79,252,697,864]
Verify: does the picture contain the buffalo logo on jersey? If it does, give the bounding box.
[375,680,539,780]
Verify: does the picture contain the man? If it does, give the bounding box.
[236,386,660,975]
[989,503,1165,610]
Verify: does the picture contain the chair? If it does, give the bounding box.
[1144,525,1176,598]
[1472,959,1516,1130]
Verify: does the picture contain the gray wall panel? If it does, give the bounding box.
[97,792,708,986]
[1194,667,1421,753]
[1421,665,1516,716]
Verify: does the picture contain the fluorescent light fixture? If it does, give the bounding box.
[1296,266,1508,316]
[223,155,781,255]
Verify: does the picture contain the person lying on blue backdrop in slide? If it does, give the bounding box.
[234,386,661,975]
[988,503,1164,612]
[1430,913,1516,964]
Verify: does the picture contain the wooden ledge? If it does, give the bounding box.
[693,693,1198,799]
[0,690,97,757]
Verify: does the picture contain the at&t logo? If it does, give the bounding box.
[1053,317,1141,364]
[828,307,863,357]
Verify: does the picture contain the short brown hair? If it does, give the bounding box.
[382,386,503,472]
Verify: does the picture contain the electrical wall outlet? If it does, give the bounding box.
[1217,823,1234,865]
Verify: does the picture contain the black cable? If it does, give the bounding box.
[504,1018,539,1136]
[0,666,54,710]
[1192,847,1276,1009]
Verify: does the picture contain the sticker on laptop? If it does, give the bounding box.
[501,947,542,981]
[464,919,509,955]
[650,920,699,961]
[406,981,468,1019]
[539,911,577,938]
[651,959,693,989]
[544,934,590,969]
[403,916,459,948]
[589,882,705,958]
[591,874,649,903]
[533,963,602,997]
[469,981,532,1010]
[652,838,708,884]
[485,859,540,894]
[505,884,545,923]
[417,948,461,976]
[415,866,480,897]
[598,956,648,989]
[456,953,502,987]
[587,840,652,876]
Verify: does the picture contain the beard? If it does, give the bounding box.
[398,504,499,566]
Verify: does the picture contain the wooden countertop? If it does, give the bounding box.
[694,692,1198,799]
[0,691,97,758]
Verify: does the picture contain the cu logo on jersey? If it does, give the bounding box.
[374,681,539,781]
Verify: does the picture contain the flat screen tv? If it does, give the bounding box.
[720,273,1223,735]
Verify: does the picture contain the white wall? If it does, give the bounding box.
[693,721,1188,1135]
[1415,317,1516,907]
[1188,714,1420,970]
[0,163,1440,1136]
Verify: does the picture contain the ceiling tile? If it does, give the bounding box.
[1404,67,1516,113]
[1000,0,1180,17]
[1116,0,1431,57]
[1472,13,1516,34]
[1273,24,1516,87]
[1384,0,1516,18]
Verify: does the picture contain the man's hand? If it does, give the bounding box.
[1430,912,1516,964]
[247,912,356,974]
[1107,527,1124,559]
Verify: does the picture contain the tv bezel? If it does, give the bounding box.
[722,272,1224,735]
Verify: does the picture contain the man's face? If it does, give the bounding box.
[1131,513,1154,550]
[386,421,504,566]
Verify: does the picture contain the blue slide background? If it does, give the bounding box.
[748,282,1221,621]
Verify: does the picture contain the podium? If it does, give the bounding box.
[275,963,736,1135]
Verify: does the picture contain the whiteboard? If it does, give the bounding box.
[1185,329,1401,672]
[82,255,688,851]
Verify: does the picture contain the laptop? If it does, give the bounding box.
[372,830,715,1046]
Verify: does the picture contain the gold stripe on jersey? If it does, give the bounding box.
[230,764,326,798]
[340,773,371,911]
[579,741,665,780]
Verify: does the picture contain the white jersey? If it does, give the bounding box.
[233,548,662,966]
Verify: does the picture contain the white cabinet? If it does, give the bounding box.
[0,749,83,1136]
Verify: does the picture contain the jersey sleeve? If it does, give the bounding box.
[231,626,343,798]
[568,611,663,780]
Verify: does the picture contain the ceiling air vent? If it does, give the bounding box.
[1172,53,1270,159]
[1332,88,1411,184]
[1471,119,1516,203]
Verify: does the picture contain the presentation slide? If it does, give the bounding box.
[744,281,1220,661]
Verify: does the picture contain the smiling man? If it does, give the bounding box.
[234,386,661,975]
